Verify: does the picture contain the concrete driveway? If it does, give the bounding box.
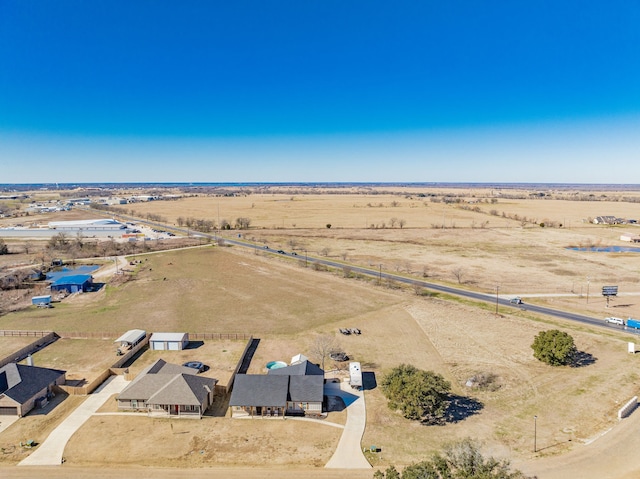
[18,374,128,466]
[324,380,371,469]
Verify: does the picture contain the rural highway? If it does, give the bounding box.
[218,235,633,334]
[105,212,633,334]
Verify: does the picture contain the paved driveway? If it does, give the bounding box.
[324,380,371,469]
[18,374,128,466]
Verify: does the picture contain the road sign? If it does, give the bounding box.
[602,286,618,296]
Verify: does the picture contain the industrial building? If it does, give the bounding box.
[50,274,94,294]
[48,219,126,231]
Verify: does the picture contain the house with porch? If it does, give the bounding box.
[229,359,324,418]
[116,359,216,419]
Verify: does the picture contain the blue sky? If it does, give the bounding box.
[1,1,639,184]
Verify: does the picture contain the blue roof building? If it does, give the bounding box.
[51,274,94,294]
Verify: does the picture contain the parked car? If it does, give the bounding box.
[183,361,205,373]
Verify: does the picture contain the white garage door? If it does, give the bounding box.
[168,342,180,350]
[151,341,165,350]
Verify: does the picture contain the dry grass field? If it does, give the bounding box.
[0,337,40,360]
[2,186,640,477]
[21,338,117,383]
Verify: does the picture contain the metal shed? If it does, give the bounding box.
[149,332,189,351]
[50,274,93,294]
[114,329,147,348]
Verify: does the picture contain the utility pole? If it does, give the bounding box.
[534,415,538,453]
[379,264,382,284]
[495,285,499,315]
[586,277,590,304]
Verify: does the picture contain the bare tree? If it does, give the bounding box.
[452,267,466,284]
[389,217,398,228]
[310,333,338,371]
[341,251,349,261]
[320,247,331,257]
[398,218,406,229]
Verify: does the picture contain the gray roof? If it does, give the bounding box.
[289,375,324,402]
[267,360,324,376]
[229,374,289,407]
[118,359,216,405]
[150,332,188,342]
[148,374,215,406]
[0,363,65,404]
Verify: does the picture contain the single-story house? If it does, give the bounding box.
[149,332,189,351]
[0,363,66,416]
[229,360,324,418]
[593,216,619,225]
[117,359,216,419]
[50,274,94,294]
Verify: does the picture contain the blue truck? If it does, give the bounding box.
[626,318,640,329]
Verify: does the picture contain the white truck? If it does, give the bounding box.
[604,317,624,325]
[349,362,363,390]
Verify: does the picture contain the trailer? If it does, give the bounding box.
[626,318,640,330]
[349,362,363,390]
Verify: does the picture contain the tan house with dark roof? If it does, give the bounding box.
[117,359,216,419]
[0,363,66,416]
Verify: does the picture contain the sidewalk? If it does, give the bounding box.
[324,380,371,469]
[18,374,128,466]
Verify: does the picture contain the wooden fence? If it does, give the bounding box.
[223,336,255,395]
[59,368,113,396]
[0,330,52,338]
[0,331,59,369]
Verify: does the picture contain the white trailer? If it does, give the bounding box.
[349,362,363,390]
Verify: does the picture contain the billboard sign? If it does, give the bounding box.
[602,286,619,296]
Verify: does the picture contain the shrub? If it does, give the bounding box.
[381,364,450,423]
[531,329,577,366]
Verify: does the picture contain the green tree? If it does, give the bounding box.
[531,329,577,366]
[380,364,451,423]
[376,438,534,479]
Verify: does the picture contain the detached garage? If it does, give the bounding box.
[150,332,189,351]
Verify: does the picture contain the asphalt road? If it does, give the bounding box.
[103,211,638,335]
[219,235,637,334]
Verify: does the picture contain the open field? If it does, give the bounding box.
[118,189,640,315]
[2,186,640,477]
[0,247,401,334]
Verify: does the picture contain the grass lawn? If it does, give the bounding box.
[19,338,117,382]
[0,337,41,361]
